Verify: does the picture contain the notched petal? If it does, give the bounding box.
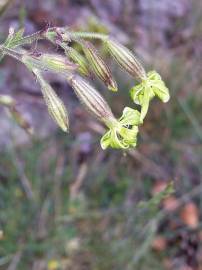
[100,107,140,150]
[147,71,170,103]
[130,70,170,121]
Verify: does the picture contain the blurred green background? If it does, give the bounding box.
[0,0,202,269]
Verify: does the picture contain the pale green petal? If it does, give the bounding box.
[110,130,128,149]
[147,70,162,81]
[130,84,143,105]
[119,107,141,125]
[147,70,170,102]
[140,88,150,122]
[151,82,170,103]
[130,70,170,122]
[100,123,138,150]
[119,126,138,146]
[100,131,111,150]
[101,106,141,150]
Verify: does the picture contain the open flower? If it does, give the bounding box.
[130,70,170,122]
[67,75,140,150]
[101,107,141,150]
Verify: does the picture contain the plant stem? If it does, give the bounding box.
[69,32,108,41]
[9,30,44,48]
[0,45,23,61]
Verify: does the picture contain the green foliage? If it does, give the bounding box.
[138,182,175,209]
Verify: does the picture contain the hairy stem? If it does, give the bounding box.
[0,45,24,61]
[69,32,108,41]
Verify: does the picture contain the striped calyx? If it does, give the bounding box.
[41,54,77,74]
[82,41,118,92]
[105,38,146,81]
[68,75,115,122]
[64,46,90,77]
[34,70,69,132]
[22,53,77,75]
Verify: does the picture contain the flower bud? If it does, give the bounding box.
[65,47,90,77]
[82,41,118,92]
[0,94,16,107]
[35,70,69,132]
[41,54,78,74]
[105,38,146,80]
[8,107,34,135]
[68,75,115,122]
[22,53,78,75]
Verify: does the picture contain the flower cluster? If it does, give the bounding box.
[0,27,170,150]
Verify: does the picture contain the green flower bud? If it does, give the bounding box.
[0,94,16,107]
[100,107,141,150]
[68,75,115,122]
[65,46,90,77]
[82,41,118,92]
[22,53,78,75]
[130,70,170,121]
[105,38,146,80]
[41,54,77,74]
[34,70,69,132]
